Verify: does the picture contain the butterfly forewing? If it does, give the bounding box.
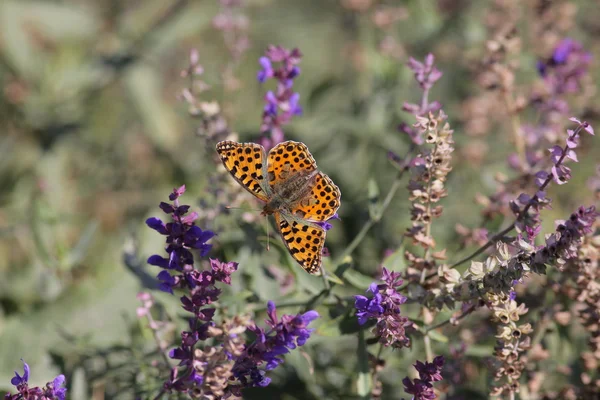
[216,141,270,201]
[267,141,317,187]
[274,212,324,275]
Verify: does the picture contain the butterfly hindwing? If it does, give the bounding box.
[292,172,341,221]
[216,141,270,201]
[274,211,324,275]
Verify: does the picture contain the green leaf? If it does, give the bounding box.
[340,314,375,335]
[381,245,407,272]
[427,329,449,343]
[343,268,375,291]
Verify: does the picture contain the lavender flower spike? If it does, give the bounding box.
[354,267,412,348]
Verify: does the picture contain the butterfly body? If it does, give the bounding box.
[216,140,340,274]
[262,169,319,216]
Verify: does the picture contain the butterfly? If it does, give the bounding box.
[216,140,341,274]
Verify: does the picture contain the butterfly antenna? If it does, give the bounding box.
[224,205,262,212]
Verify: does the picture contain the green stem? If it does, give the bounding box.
[423,334,433,363]
[333,167,408,265]
[425,304,477,333]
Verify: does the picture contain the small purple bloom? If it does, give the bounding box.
[257,57,273,83]
[403,356,445,400]
[232,301,319,388]
[146,187,215,291]
[537,38,592,95]
[157,270,176,294]
[407,53,443,92]
[10,360,29,386]
[6,360,68,400]
[45,375,67,400]
[353,268,411,348]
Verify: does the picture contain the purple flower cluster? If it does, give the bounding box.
[146,185,216,294]
[146,187,238,392]
[146,188,319,395]
[354,268,412,348]
[231,301,319,388]
[529,205,598,272]
[5,360,66,400]
[402,356,445,400]
[257,45,303,149]
[510,118,594,235]
[403,54,443,116]
[537,38,592,95]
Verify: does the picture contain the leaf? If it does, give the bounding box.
[427,330,449,343]
[63,221,98,270]
[356,329,372,399]
[339,313,376,335]
[0,0,99,80]
[381,245,407,272]
[124,64,181,153]
[343,269,375,291]
[306,77,339,110]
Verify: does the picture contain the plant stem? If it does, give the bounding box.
[423,334,433,362]
[425,304,477,333]
[333,163,409,265]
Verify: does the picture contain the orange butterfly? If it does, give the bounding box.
[216,140,341,274]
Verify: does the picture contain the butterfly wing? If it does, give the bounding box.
[291,172,341,221]
[274,211,325,275]
[216,141,270,201]
[267,141,317,187]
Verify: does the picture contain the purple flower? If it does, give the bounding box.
[10,360,29,386]
[354,268,411,348]
[407,54,443,91]
[146,185,215,292]
[537,38,592,94]
[403,378,437,400]
[257,45,303,148]
[6,360,67,400]
[403,356,445,400]
[354,284,385,325]
[414,356,444,383]
[257,56,273,83]
[232,301,319,388]
[315,213,340,231]
[210,258,239,284]
[45,375,67,400]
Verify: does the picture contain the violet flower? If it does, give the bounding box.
[354,268,412,348]
[510,118,594,234]
[403,54,443,116]
[402,356,445,400]
[536,38,592,95]
[257,45,303,149]
[146,185,216,294]
[146,187,239,394]
[5,359,67,400]
[232,301,319,388]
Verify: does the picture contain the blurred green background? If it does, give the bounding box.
[0,0,598,398]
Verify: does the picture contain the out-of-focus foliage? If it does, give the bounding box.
[0,0,598,399]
